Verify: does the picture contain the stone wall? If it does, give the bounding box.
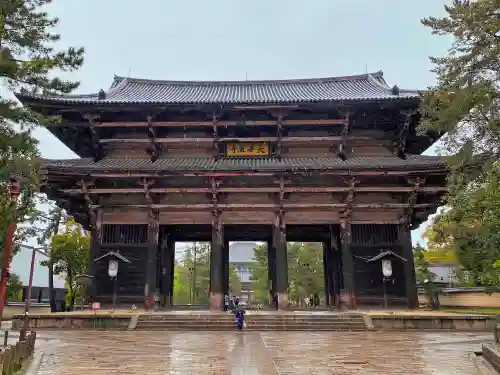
[418,287,500,308]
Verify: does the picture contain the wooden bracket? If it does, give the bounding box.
[337,110,351,160]
[146,115,161,162]
[78,179,98,233]
[210,177,220,217]
[403,176,424,225]
[394,109,415,159]
[140,178,155,206]
[275,115,284,159]
[83,113,103,162]
[340,176,356,219]
[212,112,220,160]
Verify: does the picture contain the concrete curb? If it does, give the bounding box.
[128,315,139,330]
[361,314,375,331]
[25,350,44,375]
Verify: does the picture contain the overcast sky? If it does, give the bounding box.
[21,0,451,249]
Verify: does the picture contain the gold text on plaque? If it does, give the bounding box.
[226,142,270,157]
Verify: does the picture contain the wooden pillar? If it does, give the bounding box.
[87,208,102,304]
[162,233,175,308]
[400,223,418,308]
[329,226,341,309]
[340,220,356,309]
[88,230,99,303]
[274,212,288,309]
[210,215,224,310]
[322,241,330,307]
[145,209,159,310]
[222,238,230,296]
[267,236,276,305]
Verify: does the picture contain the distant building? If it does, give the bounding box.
[11,245,67,306]
[229,242,258,303]
[428,263,456,286]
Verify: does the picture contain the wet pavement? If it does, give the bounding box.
[24,330,492,374]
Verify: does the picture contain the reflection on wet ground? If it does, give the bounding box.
[26,330,491,374]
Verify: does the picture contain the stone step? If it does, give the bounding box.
[136,326,366,332]
[139,316,363,322]
[137,321,365,327]
[134,320,367,331]
[134,325,367,331]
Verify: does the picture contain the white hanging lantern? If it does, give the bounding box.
[382,259,392,278]
[108,259,118,278]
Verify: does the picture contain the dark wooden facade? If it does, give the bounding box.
[17,72,446,309]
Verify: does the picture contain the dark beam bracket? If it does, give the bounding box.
[337,110,351,161]
[79,180,100,237]
[146,115,161,162]
[340,176,356,220]
[395,109,416,159]
[140,178,155,205]
[210,177,220,215]
[275,115,284,160]
[212,112,221,160]
[403,176,424,225]
[83,113,104,162]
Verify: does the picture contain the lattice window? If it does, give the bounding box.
[101,224,148,244]
[351,224,399,245]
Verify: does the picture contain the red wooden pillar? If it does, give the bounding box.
[340,220,356,309]
[0,177,20,324]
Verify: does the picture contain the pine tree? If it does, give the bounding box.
[420,0,500,166]
[0,0,84,234]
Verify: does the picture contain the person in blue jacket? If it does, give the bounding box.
[235,310,245,331]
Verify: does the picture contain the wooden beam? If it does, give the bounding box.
[98,119,348,128]
[99,136,359,144]
[90,203,437,210]
[61,186,448,195]
[52,169,448,179]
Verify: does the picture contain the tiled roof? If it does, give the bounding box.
[17,72,421,105]
[41,155,447,173]
[229,242,258,264]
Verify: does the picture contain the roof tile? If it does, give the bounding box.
[42,155,446,173]
[18,72,421,105]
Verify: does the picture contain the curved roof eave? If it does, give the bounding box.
[15,71,422,107]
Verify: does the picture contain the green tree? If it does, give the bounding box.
[172,242,242,305]
[249,242,324,305]
[413,244,440,309]
[248,243,269,305]
[419,1,500,286]
[0,0,84,236]
[426,169,500,286]
[6,272,22,301]
[42,218,89,308]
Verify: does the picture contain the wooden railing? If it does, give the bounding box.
[0,331,36,374]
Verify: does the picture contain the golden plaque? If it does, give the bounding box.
[226,142,270,157]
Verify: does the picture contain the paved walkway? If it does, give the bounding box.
[26,330,492,374]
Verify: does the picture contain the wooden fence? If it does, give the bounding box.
[0,332,36,375]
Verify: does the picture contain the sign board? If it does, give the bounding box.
[226,142,270,157]
[92,302,101,310]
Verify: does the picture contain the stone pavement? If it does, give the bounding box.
[28,330,491,374]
